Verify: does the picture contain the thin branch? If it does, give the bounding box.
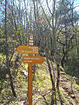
[38,0,52,28]
[46,0,52,15]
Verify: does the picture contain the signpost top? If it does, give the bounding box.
[28,34,33,46]
[29,35,33,40]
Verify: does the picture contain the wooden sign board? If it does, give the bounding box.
[29,43,33,46]
[23,56,45,64]
[16,46,38,54]
[29,40,33,43]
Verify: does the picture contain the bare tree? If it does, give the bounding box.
[5,0,16,97]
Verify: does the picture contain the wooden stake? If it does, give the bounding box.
[28,34,33,105]
[28,62,33,105]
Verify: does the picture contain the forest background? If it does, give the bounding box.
[0,0,79,105]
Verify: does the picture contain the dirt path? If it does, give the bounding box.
[60,73,79,105]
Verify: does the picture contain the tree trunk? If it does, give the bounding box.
[57,64,63,105]
[45,49,57,105]
[5,0,16,97]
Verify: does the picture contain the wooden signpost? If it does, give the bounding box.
[16,34,45,105]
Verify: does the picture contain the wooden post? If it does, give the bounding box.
[28,63,33,105]
[28,34,33,105]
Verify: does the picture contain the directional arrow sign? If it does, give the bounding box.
[23,56,45,64]
[16,46,38,54]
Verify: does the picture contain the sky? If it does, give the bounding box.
[74,0,79,12]
[0,0,79,23]
[40,0,79,15]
